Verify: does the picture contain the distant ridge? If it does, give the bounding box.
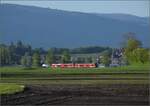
[0,4,149,48]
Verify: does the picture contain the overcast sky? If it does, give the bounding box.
[1,0,149,17]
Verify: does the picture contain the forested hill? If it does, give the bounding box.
[0,4,149,48]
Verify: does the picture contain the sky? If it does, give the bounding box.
[1,0,149,17]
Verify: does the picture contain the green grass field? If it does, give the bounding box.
[0,83,24,95]
[0,65,149,85]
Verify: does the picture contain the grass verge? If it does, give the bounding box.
[0,83,25,95]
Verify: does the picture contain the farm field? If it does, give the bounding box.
[0,66,149,84]
[0,66,149,105]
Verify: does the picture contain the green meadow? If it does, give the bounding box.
[0,65,149,85]
[0,83,24,95]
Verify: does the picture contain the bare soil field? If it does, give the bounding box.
[1,84,149,106]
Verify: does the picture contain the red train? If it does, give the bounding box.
[51,63,96,68]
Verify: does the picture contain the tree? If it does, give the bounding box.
[32,52,41,67]
[123,33,141,52]
[148,50,150,63]
[21,52,32,67]
[0,42,33,66]
[26,44,32,55]
[0,45,11,66]
[45,49,54,64]
[21,56,27,67]
[9,42,16,64]
[132,48,149,64]
[61,51,71,63]
[101,51,111,66]
[26,55,32,67]
[123,33,149,64]
[101,55,111,66]
[16,40,24,56]
[14,41,33,64]
[126,38,141,52]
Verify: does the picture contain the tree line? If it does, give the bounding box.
[0,33,149,67]
[0,41,111,67]
[0,41,32,66]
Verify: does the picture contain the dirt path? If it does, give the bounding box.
[1,84,149,105]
